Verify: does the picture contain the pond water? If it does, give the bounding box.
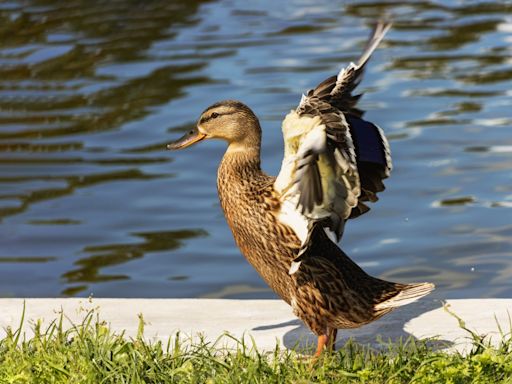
[0,0,511,299]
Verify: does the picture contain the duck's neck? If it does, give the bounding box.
[217,146,262,216]
[218,145,262,186]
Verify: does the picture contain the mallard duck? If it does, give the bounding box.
[168,22,434,357]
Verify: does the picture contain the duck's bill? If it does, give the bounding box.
[167,128,206,150]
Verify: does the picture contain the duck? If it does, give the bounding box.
[167,21,434,357]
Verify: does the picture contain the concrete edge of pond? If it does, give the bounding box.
[0,298,511,354]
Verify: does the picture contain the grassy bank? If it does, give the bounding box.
[0,305,511,383]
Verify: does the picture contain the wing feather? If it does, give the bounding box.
[274,21,392,270]
[296,151,323,212]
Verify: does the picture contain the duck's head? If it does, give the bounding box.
[167,100,261,151]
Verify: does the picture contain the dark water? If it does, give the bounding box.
[0,0,511,299]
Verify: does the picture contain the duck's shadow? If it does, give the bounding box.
[252,299,452,354]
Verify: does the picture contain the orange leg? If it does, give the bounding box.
[314,334,329,358]
[313,328,338,358]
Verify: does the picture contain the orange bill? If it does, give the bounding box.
[167,127,206,150]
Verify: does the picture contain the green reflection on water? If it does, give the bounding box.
[63,229,207,295]
[0,256,56,263]
[0,169,166,221]
[28,219,81,225]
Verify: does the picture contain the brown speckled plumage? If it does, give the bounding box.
[215,133,427,338]
[217,150,296,304]
[168,22,434,356]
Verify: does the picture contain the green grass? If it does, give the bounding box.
[0,304,511,383]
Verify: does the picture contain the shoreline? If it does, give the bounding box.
[1,298,510,354]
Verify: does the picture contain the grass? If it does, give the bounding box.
[0,304,511,383]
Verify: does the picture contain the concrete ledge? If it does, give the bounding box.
[1,298,511,354]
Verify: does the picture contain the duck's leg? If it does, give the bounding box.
[313,334,329,358]
[313,328,338,357]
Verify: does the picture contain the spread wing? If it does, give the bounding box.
[274,22,392,271]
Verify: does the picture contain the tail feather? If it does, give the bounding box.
[375,282,435,311]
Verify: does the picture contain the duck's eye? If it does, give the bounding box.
[211,112,219,119]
